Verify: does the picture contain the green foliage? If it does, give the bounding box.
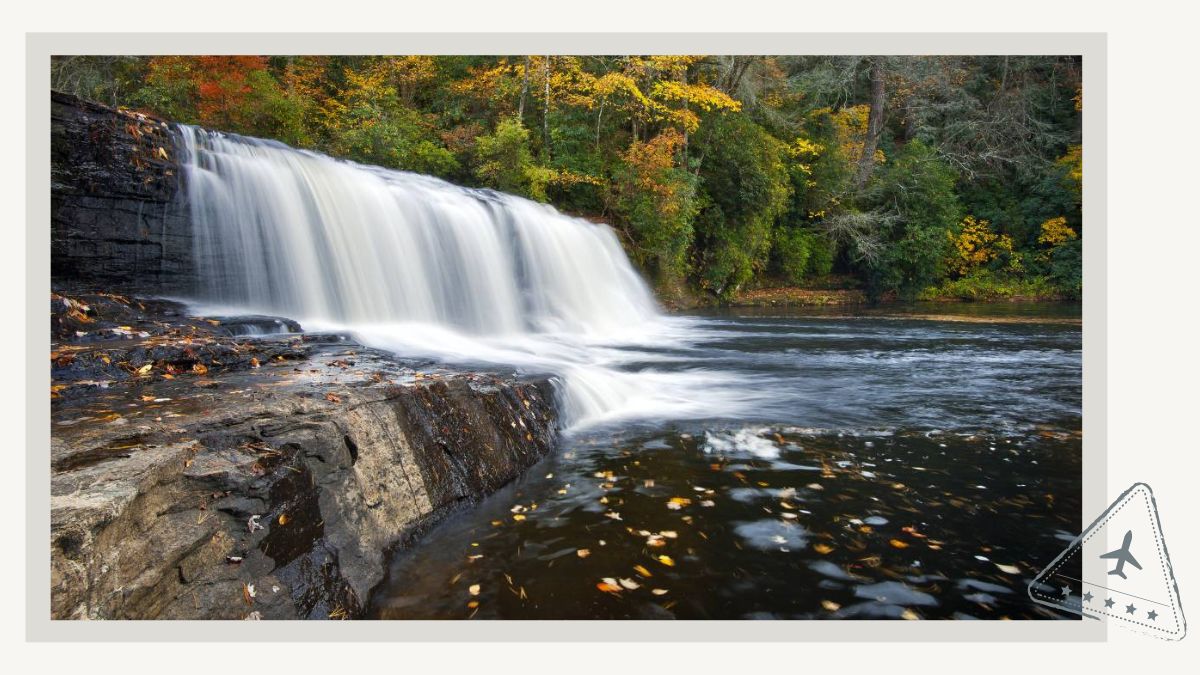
[1046,238,1082,299]
[611,130,699,288]
[692,114,792,298]
[860,140,961,300]
[922,270,1062,302]
[56,54,1083,304]
[771,227,834,284]
[474,116,539,198]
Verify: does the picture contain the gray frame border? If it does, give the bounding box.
[26,32,1106,642]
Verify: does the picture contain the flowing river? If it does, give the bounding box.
[177,127,1082,620]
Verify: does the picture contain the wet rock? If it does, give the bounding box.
[51,91,196,295]
[50,293,559,619]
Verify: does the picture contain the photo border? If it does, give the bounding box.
[26,31,1106,642]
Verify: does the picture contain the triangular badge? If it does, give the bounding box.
[1029,483,1186,639]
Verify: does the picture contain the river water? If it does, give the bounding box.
[175,127,1082,620]
[368,304,1081,620]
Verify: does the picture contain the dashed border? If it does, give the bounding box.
[1028,483,1186,640]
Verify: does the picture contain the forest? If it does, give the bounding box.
[51,55,1083,303]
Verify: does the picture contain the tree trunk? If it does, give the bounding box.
[855,57,887,188]
[518,56,531,119]
[543,56,552,159]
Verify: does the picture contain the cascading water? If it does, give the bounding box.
[177,126,744,428]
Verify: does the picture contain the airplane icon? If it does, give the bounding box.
[1100,529,1143,579]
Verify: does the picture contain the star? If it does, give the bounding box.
[1126,603,1137,615]
[1147,610,1158,621]
[1083,591,1094,603]
[1104,597,1115,608]
[1061,585,1071,598]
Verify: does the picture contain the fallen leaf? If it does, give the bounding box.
[656,555,675,567]
[576,548,591,558]
[468,584,481,596]
[889,539,910,549]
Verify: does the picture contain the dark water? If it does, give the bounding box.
[369,304,1082,620]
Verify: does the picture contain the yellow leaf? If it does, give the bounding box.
[889,539,909,549]
[656,555,675,567]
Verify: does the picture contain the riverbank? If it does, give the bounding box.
[659,284,1076,311]
[50,290,558,619]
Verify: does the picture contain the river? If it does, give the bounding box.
[368,304,1081,619]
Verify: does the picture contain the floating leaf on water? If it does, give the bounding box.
[666,497,692,510]
[576,548,591,558]
[651,588,669,596]
[821,600,841,612]
[901,609,921,620]
[512,514,526,522]
[468,584,481,596]
[603,511,621,521]
[813,543,835,555]
[994,563,1021,575]
[277,514,289,526]
[633,564,652,578]
[618,578,640,590]
[889,539,910,549]
[656,555,675,567]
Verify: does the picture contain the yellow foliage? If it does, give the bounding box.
[948,216,1015,276]
[1037,217,1077,247]
[818,105,886,166]
[1057,145,1082,192]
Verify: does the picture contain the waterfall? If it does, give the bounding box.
[178,126,659,337]
[176,126,741,429]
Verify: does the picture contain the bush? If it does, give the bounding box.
[772,227,834,284]
[691,115,792,299]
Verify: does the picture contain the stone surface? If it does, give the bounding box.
[51,91,196,295]
[50,296,558,620]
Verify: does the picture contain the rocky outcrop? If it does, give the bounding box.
[50,295,558,620]
[48,95,565,619]
[51,91,195,294]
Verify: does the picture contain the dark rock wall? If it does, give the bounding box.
[51,91,196,294]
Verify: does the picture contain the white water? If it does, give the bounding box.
[178,126,752,429]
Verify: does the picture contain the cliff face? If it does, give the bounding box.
[51,91,196,294]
